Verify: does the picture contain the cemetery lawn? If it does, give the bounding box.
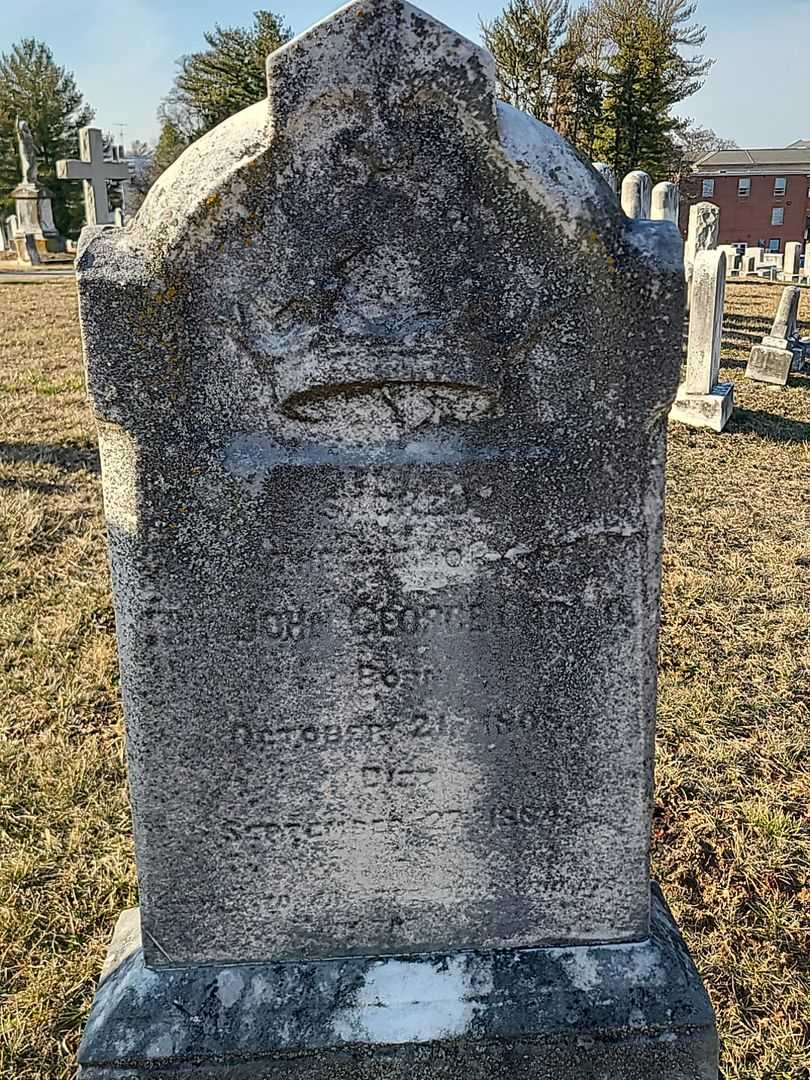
[0,279,808,1080]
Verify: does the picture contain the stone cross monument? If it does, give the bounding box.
[56,127,130,226]
[74,2,718,1078]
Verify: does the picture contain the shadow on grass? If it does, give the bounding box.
[719,356,749,372]
[727,408,810,443]
[722,313,774,350]
[0,441,100,492]
[0,441,99,473]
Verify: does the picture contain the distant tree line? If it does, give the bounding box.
[0,3,734,232]
[481,0,735,182]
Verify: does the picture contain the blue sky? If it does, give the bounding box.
[2,0,808,149]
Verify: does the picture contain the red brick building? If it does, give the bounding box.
[683,143,810,253]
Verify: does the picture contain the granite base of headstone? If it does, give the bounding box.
[671,382,734,431]
[746,286,804,385]
[79,886,716,1080]
[74,3,718,1079]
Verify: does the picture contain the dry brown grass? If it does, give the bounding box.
[0,282,135,1080]
[0,279,808,1079]
[658,281,810,1080]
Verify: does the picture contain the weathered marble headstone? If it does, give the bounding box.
[684,202,720,306]
[717,244,739,276]
[56,127,130,226]
[781,241,801,282]
[592,160,617,194]
[620,169,652,219]
[671,250,733,432]
[651,180,680,223]
[5,215,18,252]
[746,285,804,385]
[743,245,763,275]
[75,3,717,1078]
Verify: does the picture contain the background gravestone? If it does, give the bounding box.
[746,286,804,385]
[620,169,652,219]
[75,2,718,1077]
[651,180,680,223]
[592,160,617,193]
[671,249,733,432]
[685,202,720,308]
[782,241,802,282]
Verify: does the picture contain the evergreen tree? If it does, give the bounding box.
[152,120,188,178]
[132,120,189,202]
[481,0,569,123]
[549,7,604,156]
[483,0,712,179]
[161,11,293,138]
[0,39,94,236]
[592,0,711,179]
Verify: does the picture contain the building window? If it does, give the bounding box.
[702,179,715,198]
[738,178,751,198]
[771,207,785,226]
[773,177,787,197]
[769,239,781,252]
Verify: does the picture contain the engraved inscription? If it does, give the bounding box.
[350,599,490,637]
[357,651,435,691]
[233,708,562,751]
[361,765,437,788]
[223,807,467,847]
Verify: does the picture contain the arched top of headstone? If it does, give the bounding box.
[266,0,498,135]
[94,0,635,265]
[77,0,683,445]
